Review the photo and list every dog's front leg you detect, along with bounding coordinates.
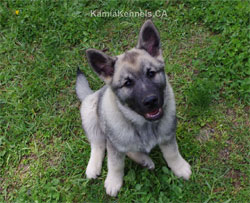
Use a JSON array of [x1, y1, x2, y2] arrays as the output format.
[[160, 136, 191, 180], [105, 140, 125, 197]]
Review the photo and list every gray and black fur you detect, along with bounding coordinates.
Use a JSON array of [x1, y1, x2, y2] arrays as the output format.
[[76, 20, 191, 197], [76, 68, 92, 101]]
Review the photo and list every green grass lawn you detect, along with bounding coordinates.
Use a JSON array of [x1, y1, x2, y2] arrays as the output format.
[[0, 0, 249, 202]]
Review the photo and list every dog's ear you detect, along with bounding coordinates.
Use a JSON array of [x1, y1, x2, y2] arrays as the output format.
[[137, 20, 161, 57], [86, 49, 116, 83]]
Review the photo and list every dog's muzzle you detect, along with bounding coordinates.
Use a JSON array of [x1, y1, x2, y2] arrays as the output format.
[[143, 95, 163, 121]]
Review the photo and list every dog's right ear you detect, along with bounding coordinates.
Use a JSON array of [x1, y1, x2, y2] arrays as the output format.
[[86, 49, 116, 83]]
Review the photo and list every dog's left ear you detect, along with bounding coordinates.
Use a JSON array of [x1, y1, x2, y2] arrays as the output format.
[[137, 20, 161, 57]]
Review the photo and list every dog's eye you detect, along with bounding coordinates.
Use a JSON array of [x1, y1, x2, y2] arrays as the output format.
[[123, 78, 133, 87], [147, 70, 156, 78]]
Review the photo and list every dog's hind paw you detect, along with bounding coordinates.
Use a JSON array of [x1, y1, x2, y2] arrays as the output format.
[[142, 158, 155, 170], [127, 152, 155, 170], [104, 174, 123, 197]]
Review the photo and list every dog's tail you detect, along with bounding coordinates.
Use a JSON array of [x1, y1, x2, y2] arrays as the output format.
[[76, 68, 93, 102]]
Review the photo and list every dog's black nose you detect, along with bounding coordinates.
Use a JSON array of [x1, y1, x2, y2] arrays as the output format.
[[143, 95, 158, 108]]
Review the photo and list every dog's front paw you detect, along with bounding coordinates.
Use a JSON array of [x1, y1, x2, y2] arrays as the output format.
[[86, 162, 101, 179], [168, 157, 191, 180], [104, 174, 123, 197]]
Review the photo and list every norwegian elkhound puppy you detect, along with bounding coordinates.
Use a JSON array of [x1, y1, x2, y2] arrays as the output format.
[[76, 20, 191, 196]]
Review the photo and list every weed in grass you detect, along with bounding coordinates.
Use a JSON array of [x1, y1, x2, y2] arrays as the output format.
[[185, 78, 217, 116]]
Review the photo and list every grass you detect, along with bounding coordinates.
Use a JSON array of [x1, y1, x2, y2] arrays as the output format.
[[0, 0, 249, 202]]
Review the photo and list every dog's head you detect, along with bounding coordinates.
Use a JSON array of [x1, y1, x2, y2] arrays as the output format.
[[86, 20, 166, 121]]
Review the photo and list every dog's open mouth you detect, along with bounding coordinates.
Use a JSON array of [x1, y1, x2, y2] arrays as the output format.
[[145, 108, 163, 121]]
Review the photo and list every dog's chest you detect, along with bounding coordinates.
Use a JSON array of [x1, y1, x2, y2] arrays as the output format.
[[104, 121, 160, 153], [133, 123, 159, 153]]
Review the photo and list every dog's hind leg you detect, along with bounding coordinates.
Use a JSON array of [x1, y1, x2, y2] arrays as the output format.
[[85, 123, 106, 179], [81, 92, 106, 179], [127, 152, 155, 170]]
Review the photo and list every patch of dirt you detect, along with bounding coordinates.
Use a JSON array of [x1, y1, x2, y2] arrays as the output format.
[[219, 147, 231, 161], [197, 128, 215, 143], [48, 152, 62, 168], [17, 154, 37, 181], [213, 187, 225, 193], [0, 178, 3, 192], [225, 169, 246, 189]]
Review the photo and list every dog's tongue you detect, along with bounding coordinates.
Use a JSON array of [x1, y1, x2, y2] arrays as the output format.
[[145, 108, 161, 119], [147, 109, 159, 116]]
